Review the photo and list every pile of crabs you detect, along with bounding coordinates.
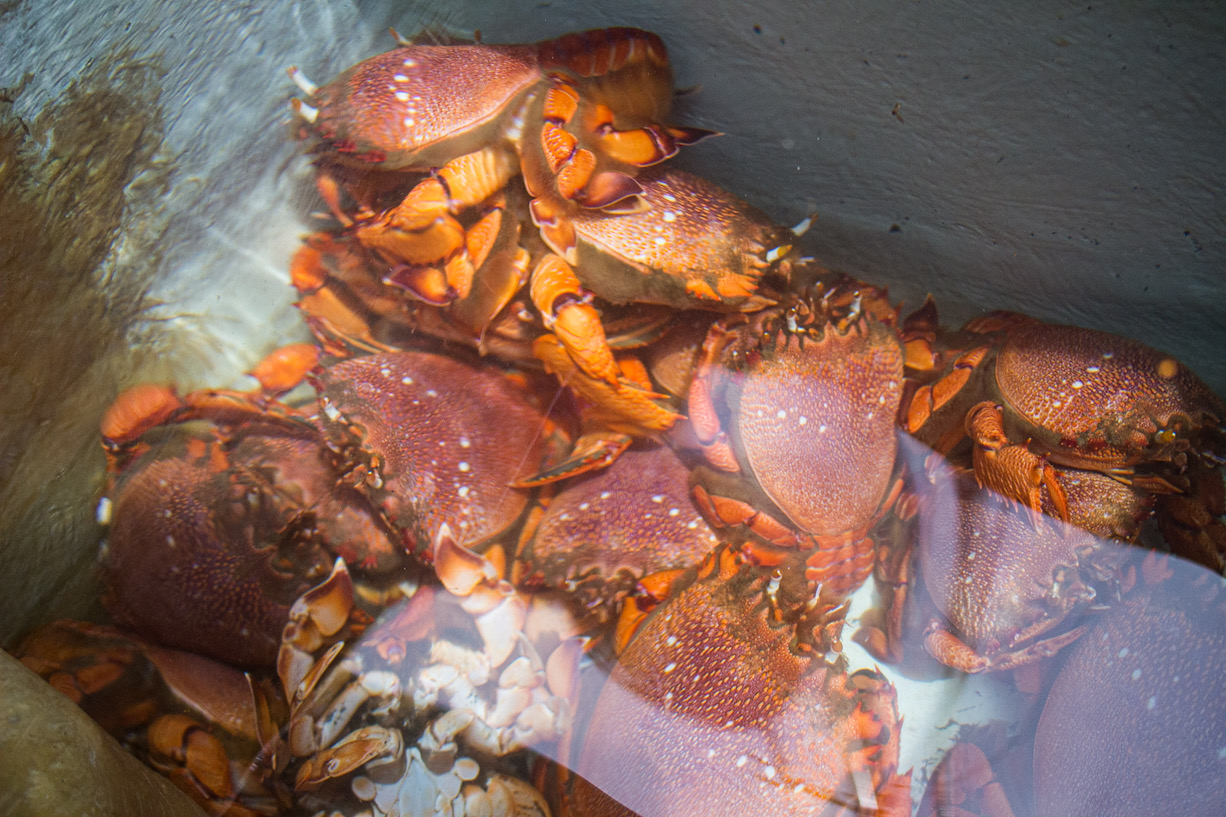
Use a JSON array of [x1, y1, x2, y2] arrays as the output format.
[[12, 26, 1226, 817]]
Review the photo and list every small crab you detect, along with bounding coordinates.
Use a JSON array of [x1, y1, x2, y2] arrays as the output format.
[[687, 283, 906, 598], [567, 547, 912, 816]]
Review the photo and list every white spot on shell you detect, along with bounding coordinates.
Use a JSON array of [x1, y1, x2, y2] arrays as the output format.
[[380, 367, 391, 377], [578, 502, 590, 511], [764, 766, 776, 780], [776, 409, 787, 419], [651, 494, 665, 503], [458, 462, 471, 472], [426, 389, 438, 398], [668, 508, 680, 516], [459, 436, 471, 448], [96, 497, 113, 525], [1146, 696, 1156, 710], [1086, 365, 1100, 373], [403, 117, 415, 128], [402, 375, 414, 384], [600, 491, 611, 500], [1131, 668, 1142, 681], [393, 73, 409, 82], [736, 755, 748, 768], [403, 58, 417, 67], [458, 486, 469, 498], [663, 662, 676, 673], [662, 210, 676, 222], [395, 91, 411, 102], [1072, 380, 1084, 389], [798, 415, 808, 425], [654, 236, 666, 245], [1118, 647, 1129, 658], [818, 423, 828, 433]]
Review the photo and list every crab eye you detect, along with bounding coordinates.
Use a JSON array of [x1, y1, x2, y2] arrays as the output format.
[[1154, 428, 1177, 445]]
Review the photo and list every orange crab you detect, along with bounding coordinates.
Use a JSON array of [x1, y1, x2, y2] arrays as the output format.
[[290, 27, 712, 304], [686, 282, 906, 599], [855, 443, 1132, 673], [915, 554, 1226, 817], [566, 547, 912, 816], [901, 303, 1226, 570]]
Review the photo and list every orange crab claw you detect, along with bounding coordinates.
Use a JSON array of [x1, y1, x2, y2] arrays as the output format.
[[101, 383, 185, 452], [247, 343, 320, 395], [966, 401, 1070, 522], [530, 253, 621, 388]]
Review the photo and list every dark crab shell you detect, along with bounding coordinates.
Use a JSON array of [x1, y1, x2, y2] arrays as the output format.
[[312, 350, 551, 557]]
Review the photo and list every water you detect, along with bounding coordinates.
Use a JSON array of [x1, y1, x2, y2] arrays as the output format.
[[1, 2, 1224, 815]]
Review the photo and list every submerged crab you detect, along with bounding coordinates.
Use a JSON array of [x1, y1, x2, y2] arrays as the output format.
[[567, 547, 912, 816], [856, 444, 1132, 673], [916, 554, 1226, 817], [687, 283, 906, 598], [98, 346, 556, 666], [513, 443, 719, 623]]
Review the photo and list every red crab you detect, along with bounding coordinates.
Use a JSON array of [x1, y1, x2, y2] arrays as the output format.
[[513, 443, 719, 623], [856, 441, 1132, 673], [686, 282, 906, 599], [901, 302, 1226, 570], [565, 547, 912, 817], [916, 553, 1226, 817]]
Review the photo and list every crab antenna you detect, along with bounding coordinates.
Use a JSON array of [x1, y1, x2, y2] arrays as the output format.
[[290, 98, 319, 124], [287, 66, 318, 96]]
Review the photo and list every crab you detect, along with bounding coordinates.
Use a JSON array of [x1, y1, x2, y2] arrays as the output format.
[[685, 282, 906, 599], [99, 397, 385, 666], [269, 532, 578, 816], [901, 302, 1226, 570], [856, 439, 1135, 674], [14, 620, 277, 816], [915, 553, 1226, 817], [564, 546, 912, 816], [512, 443, 720, 625], [289, 27, 712, 305], [98, 346, 558, 666]]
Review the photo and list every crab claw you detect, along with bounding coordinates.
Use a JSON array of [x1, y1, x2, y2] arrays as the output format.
[[434, 526, 527, 668]]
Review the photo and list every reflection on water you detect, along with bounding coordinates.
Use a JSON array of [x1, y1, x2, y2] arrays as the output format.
[[4, 14, 1226, 817]]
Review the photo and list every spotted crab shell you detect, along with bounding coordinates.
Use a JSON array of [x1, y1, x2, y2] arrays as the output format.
[[567, 167, 789, 311], [572, 551, 906, 816], [994, 322, 1224, 466], [733, 316, 904, 538], [520, 444, 718, 612], [313, 351, 549, 556], [309, 43, 541, 168]]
